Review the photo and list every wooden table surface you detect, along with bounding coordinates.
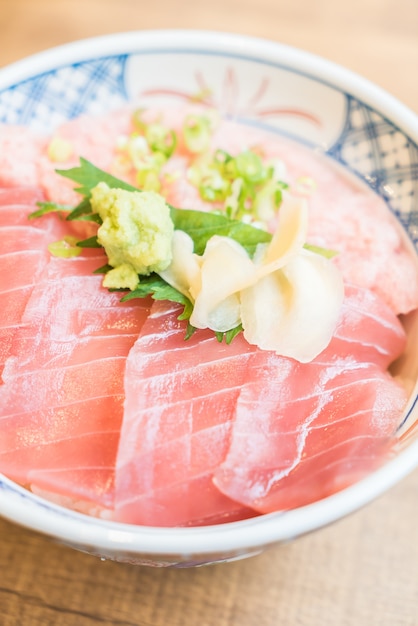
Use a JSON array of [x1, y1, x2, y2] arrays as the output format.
[[0, 1, 417, 625]]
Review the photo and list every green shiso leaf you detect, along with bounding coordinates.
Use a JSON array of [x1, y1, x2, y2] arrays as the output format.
[[65, 197, 95, 221], [76, 235, 101, 248], [28, 202, 73, 219], [122, 275, 188, 305], [93, 263, 113, 275], [303, 243, 338, 259], [55, 157, 137, 197], [31, 159, 337, 260], [121, 274, 195, 334], [215, 324, 243, 345], [50, 158, 273, 256], [169, 206, 271, 256], [31, 158, 336, 345]]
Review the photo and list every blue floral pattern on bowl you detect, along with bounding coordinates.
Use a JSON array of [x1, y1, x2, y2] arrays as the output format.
[[0, 36, 417, 567], [0, 50, 416, 244]]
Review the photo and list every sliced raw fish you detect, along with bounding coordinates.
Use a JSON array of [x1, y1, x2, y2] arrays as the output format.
[[0, 188, 105, 376], [211, 286, 407, 513], [114, 300, 260, 526], [0, 187, 45, 207], [0, 185, 85, 240], [2, 112, 417, 313], [213, 359, 407, 512], [113, 281, 406, 526], [38, 108, 135, 204], [0, 110, 415, 526], [0, 126, 47, 188], [0, 205, 46, 227], [0, 226, 53, 254], [0, 191, 56, 377], [0, 250, 49, 289], [0, 251, 151, 509], [327, 283, 406, 369]]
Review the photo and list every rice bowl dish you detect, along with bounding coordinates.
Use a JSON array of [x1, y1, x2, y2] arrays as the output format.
[[0, 30, 417, 566]]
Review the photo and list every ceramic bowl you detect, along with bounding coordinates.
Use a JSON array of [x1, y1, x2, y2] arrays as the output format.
[[0, 30, 417, 567]]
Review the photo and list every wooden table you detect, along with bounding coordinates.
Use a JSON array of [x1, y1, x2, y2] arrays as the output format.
[[0, 1, 417, 624]]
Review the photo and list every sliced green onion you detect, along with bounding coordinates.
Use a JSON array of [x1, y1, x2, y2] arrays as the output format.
[[183, 114, 213, 154], [131, 108, 147, 133], [224, 177, 243, 219], [136, 168, 161, 192], [234, 151, 269, 185], [29, 202, 73, 219], [135, 152, 168, 191], [303, 243, 338, 259], [295, 176, 317, 195], [145, 123, 177, 158], [213, 149, 233, 165], [126, 134, 149, 169], [48, 236, 82, 258], [199, 168, 229, 202], [253, 180, 279, 223]]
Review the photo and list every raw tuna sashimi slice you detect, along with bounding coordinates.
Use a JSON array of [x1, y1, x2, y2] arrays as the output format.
[[0, 251, 152, 509], [0, 182, 136, 400], [0, 250, 50, 375], [0, 205, 46, 227], [114, 283, 407, 526], [2, 256, 146, 374], [114, 300, 260, 526], [0, 187, 97, 379], [159, 155, 217, 213], [213, 358, 407, 513], [0, 226, 53, 254], [0, 398, 123, 505], [0, 189, 61, 377], [328, 283, 407, 369], [0, 126, 47, 188], [212, 285, 408, 513], [4, 105, 417, 314], [0, 186, 72, 236], [0, 187, 45, 207], [38, 108, 136, 204], [0, 111, 134, 205]]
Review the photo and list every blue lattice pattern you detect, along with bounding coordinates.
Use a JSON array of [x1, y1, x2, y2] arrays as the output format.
[[328, 97, 418, 243], [0, 55, 128, 131], [0, 54, 417, 244]]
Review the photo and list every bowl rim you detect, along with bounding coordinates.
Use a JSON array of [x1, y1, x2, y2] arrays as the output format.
[[1, 28, 417, 141], [1, 436, 418, 556], [0, 28, 417, 558]]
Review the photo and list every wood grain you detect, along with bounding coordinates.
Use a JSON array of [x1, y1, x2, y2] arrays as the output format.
[[1, 468, 418, 626], [0, 1, 417, 624], [0, 0, 417, 111]]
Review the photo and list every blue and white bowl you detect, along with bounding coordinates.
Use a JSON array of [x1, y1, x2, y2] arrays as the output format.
[[0, 30, 417, 567]]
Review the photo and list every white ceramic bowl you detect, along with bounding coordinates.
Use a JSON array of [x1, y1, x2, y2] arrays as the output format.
[[0, 30, 417, 567]]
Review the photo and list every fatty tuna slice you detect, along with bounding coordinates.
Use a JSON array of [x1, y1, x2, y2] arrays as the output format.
[[114, 300, 260, 526], [0, 252, 151, 509], [0, 188, 96, 379], [213, 358, 407, 512], [0, 189, 61, 378], [0, 250, 49, 374], [0, 187, 45, 207], [0, 183, 140, 409], [114, 283, 407, 526], [0, 127, 47, 188], [328, 283, 407, 369], [0, 225, 53, 254]]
